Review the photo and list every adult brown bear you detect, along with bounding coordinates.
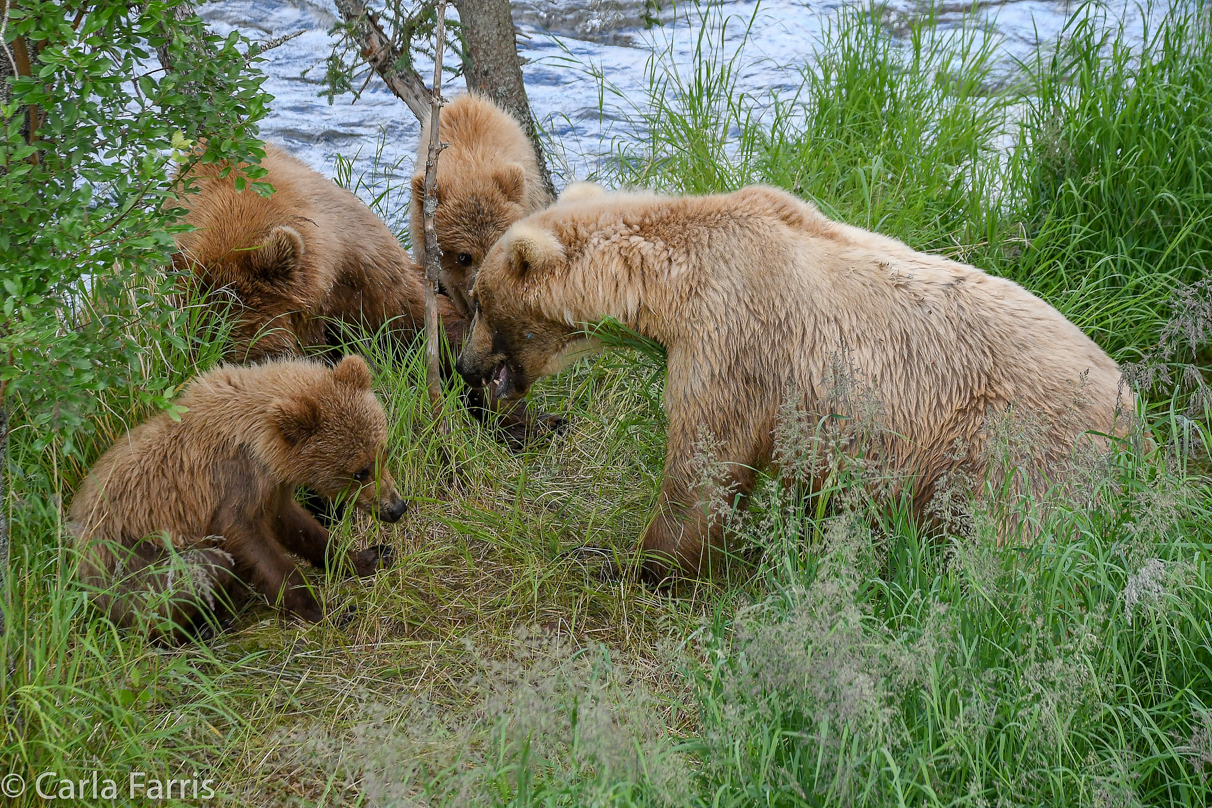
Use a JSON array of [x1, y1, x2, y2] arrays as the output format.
[[456, 186, 1136, 582]]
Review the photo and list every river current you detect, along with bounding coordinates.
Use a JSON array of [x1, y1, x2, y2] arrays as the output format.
[[199, 0, 1148, 201]]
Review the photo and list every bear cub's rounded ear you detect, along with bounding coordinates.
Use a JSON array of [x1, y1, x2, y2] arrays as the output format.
[[558, 182, 607, 204], [333, 354, 373, 390], [494, 164, 527, 205], [250, 225, 304, 283], [274, 397, 322, 446], [506, 224, 564, 275]]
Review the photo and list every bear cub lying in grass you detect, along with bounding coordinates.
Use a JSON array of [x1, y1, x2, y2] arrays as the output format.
[[457, 185, 1135, 583], [173, 144, 454, 364], [70, 355, 402, 640]]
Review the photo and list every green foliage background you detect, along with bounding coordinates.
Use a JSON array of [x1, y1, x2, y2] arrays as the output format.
[[1, 0, 273, 795]]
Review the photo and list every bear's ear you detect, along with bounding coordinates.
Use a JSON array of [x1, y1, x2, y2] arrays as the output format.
[[558, 182, 606, 204], [494, 164, 526, 205], [249, 225, 304, 283], [274, 397, 322, 446], [332, 354, 373, 391], [506, 224, 564, 276]]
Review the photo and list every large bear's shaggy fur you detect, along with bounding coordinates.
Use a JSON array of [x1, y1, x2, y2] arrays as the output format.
[[410, 93, 552, 319], [456, 186, 1135, 581], [70, 356, 404, 638]]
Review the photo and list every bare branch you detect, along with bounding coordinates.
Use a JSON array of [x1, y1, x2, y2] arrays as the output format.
[[422, 0, 447, 408], [250, 29, 306, 60], [333, 0, 430, 122]]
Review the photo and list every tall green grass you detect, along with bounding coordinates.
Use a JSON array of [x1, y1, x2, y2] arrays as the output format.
[[1013, 3, 1212, 358], [598, 1, 1212, 371], [686, 434, 1212, 806]]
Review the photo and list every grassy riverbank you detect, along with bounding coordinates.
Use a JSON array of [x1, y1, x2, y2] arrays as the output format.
[[3, 2, 1211, 805]]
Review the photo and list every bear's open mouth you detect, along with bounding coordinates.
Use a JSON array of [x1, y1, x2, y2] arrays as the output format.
[[484, 360, 514, 400]]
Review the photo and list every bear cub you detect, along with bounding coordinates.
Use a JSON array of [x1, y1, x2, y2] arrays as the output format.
[[172, 144, 450, 364], [410, 92, 552, 319], [70, 355, 403, 639]]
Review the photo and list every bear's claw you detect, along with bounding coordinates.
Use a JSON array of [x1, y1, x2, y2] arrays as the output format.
[[353, 544, 395, 576]]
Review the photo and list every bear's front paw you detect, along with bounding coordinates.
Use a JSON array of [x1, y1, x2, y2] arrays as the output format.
[[352, 544, 395, 577], [284, 587, 325, 623]]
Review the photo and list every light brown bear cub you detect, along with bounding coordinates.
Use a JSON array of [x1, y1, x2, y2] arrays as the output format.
[[70, 356, 404, 638], [173, 144, 454, 364], [410, 92, 552, 319], [457, 186, 1135, 582]]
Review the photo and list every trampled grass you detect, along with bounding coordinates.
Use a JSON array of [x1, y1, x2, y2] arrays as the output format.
[[3, 2, 1211, 806]]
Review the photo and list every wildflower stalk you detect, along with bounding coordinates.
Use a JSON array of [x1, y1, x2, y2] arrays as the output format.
[[0, 377, 7, 637]]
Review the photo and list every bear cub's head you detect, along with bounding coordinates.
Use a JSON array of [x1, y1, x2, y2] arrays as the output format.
[[273, 355, 407, 522], [414, 166, 528, 321], [456, 223, 589, 402]]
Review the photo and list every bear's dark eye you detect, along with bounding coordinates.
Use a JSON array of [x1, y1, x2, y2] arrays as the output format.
[[455, 252, 474, 267], [353, 465, 371, 483]]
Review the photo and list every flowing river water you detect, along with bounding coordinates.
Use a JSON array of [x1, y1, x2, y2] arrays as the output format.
[[199, 0, 1149, 200]]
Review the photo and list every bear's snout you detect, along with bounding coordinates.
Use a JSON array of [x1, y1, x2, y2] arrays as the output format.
[[458, 351, 520, 402], [377, 495, 408, 523], [455, 351, 487, 390]]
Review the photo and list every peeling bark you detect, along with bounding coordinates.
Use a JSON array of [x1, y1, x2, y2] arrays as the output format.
[[334, 0, 431, 121]]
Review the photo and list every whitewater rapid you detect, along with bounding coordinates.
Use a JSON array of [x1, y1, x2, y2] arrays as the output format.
[[199, 0, 1145, 204]]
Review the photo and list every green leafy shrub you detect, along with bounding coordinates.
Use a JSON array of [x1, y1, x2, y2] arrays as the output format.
[[1, 2, 271, 797]]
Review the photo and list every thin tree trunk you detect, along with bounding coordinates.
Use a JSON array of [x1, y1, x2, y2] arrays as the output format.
[[453, 0, 556, 199], [422, 2, 447, 408], [334, 0, 431, 121], [153, 1, 199, 73]]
